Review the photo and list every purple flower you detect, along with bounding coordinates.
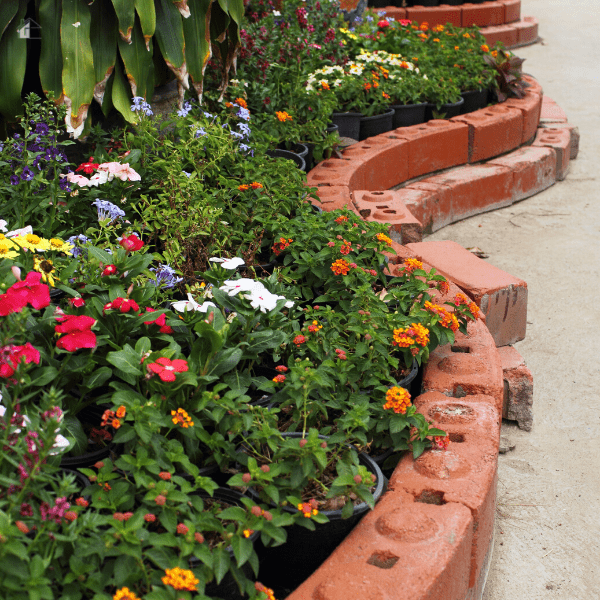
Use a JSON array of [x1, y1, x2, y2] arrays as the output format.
[[67, 234, 90, 257], [10, 175, 19, 185], [237, 107, 251, 121], [131, 96, 153, 116], [194, 127, 207, 138], [177, 100, 193, 117], [59, 177, 71, 192], [239, 143, 251, 152], [21, 167, 35, 181], [35, 123, 49, 136], [237, 123, 251, 138], [91, 199, 126, 222], [150, 263, 183, 289]]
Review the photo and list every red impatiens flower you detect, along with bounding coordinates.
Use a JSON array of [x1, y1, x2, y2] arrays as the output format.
[[55, 315, 97, 352], [101, 265, 118, 277], [119, 234, 144, 252], [143, 308, 174, 334], [68, 297, 85, 308], [0, 292, 27, 316], [76, 156, 99, 174], [4, 272, 50, 311], [104, 297, 140, 313], [0, 343, 41, 378], [147, 357, 189, 382]]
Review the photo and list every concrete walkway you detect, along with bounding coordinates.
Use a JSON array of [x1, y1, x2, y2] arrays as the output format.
[[426, 1, 600, 597]]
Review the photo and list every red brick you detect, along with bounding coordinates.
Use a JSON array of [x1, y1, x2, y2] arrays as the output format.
[[406, 5, 462, 27], [451, 104, 523, 163], [539, 95, 568, 124], [497, 346, 533, 431], [461, 2, 504, 27], [391, 392, 500, 588], [540, 123, 580, 159], [521, 74, 543, 96], [410, 163, 514, 224], [406, 240, 528, 347], [498, 0, 520, 22], [418, 319, 504, 411], [306, 157, 365, 191], [374, 6, 406, 20], [342, 136, 409, 190], [389, 120, 469, 179], [288, 492, 474, 600], [487, 146, 556, 202], [397, 186, 451, 234], [480, 24, 518, 48], [502, 90, 542, 143], [312, 185, 353, 212], [532, 126, 571, 181], [512, 16, 538, 45], [353, 189, 423, 244]]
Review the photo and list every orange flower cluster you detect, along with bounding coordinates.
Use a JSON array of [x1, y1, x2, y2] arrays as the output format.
[[255, 581, 277, 600], [340, 239, 352, 255], [235, 97, 248, 108], [161, 567, 199, 591], [481, 44, 490, 52], [383, 386, 412, 414], [238, 182, 263, 191], [424, 301, 460, 332], [276, 111, 293, 122], [331, 258, 352, 276], [376, 232, 392, 246], [171, 408, 194, 429], [297, 499, 319, 517], [321, 82, 330, 90], [101, 406, 126, 430], [308, 320, 323, 333], [272, 237, 293, 256], [454, 293, 480, 318], [392, 323, 430, 348], [401, 258, 423, 274], [334, 215, 348, 223], [113, 588, 141, 600], [433, 435, 450, 450]]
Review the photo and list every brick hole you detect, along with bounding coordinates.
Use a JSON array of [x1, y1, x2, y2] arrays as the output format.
[[371, 191, 385, 195], [418, 126, 428, 130], [376, 205, 388, 209], [450, 346, 471, 353], [387, 135, 400, 139], [383, 209, 397, 214], [484, 112, 495, 117], [367, 551, 400, 569], [320, 161, 338, 168], [453, 385, 467, 398], [449, 433, 465, 443], [362, 146, 372, 150], [543, 136, 558, 142], [415, 490, 446, 505]]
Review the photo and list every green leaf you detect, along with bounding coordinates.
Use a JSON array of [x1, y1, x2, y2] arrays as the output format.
[[0, 0, 18, 38], [111, 0, 135, 43], [155, 0, 187, 85], [38, 0, 63, 102], [0, 0, 27, 119], [182, 0, 212, 97], [111, 56, 138, 124], [230, 535, 252, 567], [3, 540, 28, 561], [107, 345, 142, 376], [31, 367, 58, 387], [134, 337, 151, 357], [208, 347, 242, 377], [134, 0, 156, 49], [89, 0, 117, 103], [144, 546, 173, 570], [118, 16, 154, 100], [341, 500, 353, 520], [212, 546, 231, 584], [62, 415, 88, 456], [84, 366, 113, 389], [61, 0, 95, 134]]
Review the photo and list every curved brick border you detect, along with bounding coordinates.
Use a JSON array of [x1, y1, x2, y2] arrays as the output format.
[[373, 2, 539, 49], [286, 84, 578, 599]]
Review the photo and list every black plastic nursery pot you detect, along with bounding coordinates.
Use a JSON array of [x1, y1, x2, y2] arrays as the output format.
[[425, 96, 465, 121], [330, 112, 363, 140], [265, 148, 306, 172], [246, 433, 384, 590], [390, 102, 428, 129], [359, 108, 395, 141], [460, 89, 490, 114]]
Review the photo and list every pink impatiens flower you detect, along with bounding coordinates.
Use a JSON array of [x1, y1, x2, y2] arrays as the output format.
[[55, 315, 97, 352]]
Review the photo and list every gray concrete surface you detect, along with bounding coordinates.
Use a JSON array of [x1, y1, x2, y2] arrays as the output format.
[[425, 2, 600, 597]]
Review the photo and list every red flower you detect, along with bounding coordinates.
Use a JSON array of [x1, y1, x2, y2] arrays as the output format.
[[147, 357, 189, 382], [5, 272, 50, 311], [176, 523, 189, 534], [378, 19, 390, 28], [76, 157, 99, 174], [104, 297, 139, 313], [0, 292, 27, 316], [293, 335, 306, 346], [101, 265, 117, 277], [275, 365, 288, 373], [158, 471, 172, 480], [119, 234, 144, 252], [272, 374, 286, 383], [0, 343, 41, 378], [68, 297, 85, 308], [144, 513, 156, 522], [55, 315, 96, 352], [144, 308, 174, 334]]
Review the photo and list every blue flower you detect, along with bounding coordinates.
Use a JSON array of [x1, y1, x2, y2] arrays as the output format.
[[67, 234, 90, 258], [182, 170, 191, 178], [59, 177, 71, 192], [21, 167, 35, 181], [203, 111, 214, 119], [239, 143, 251, 152], [366, 15, 373, 22], [194, 127, 207, 138], [237, 123, 251, 138], [35, 123, 50, 136], [177, 100, 193, 117], [10, 175, 19, 185], [237, 107, 251, 121], [91, 199, 126, 222], [131, 96, 153, 116], [150, 264, 183, 289], [230, 131, 244, 140]]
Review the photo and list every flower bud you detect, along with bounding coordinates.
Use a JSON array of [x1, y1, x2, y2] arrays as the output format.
[[242, 473, 252, 483], [320, 442, 327, 449], [260, 465, 270, 473], [251, 506, 262, 517], [299, 439, 308, 448], [353, 474, 362, 485]]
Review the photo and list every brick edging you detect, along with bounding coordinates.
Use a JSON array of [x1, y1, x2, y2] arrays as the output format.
[[372, 3, 539, 49], [287, 88, 577, 599]]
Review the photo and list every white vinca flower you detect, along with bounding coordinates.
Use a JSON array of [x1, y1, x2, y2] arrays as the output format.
[[209, 256, 245, 270], [220, 278, 265, 296], [0, 219, 7, 232], [171, 294, 217, 313]]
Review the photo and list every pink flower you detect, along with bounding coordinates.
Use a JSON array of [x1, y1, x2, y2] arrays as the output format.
[[147, 357, 189, 382], [119, 234, 144, 252], [143, 308, 173, 334], [101, 265, 118, 277], [0, 343, 40, 378], [55, 315, 97, 352], [66, 172, 91, 187], [68, 297, 85, 308], [5, 272, 50, 311], [104, 297, 139, 313]]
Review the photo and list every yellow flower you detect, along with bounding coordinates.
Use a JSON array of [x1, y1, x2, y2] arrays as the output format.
[[0, 241, 19, 260], [12, 233, 51, 252], [113, 588, 141, 600], [49, 238, 75, 254], [33, 257, 56, 286], [275, 111, 293, 122], [376, 232, 392, 246], [162, 567, 199, 591]]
